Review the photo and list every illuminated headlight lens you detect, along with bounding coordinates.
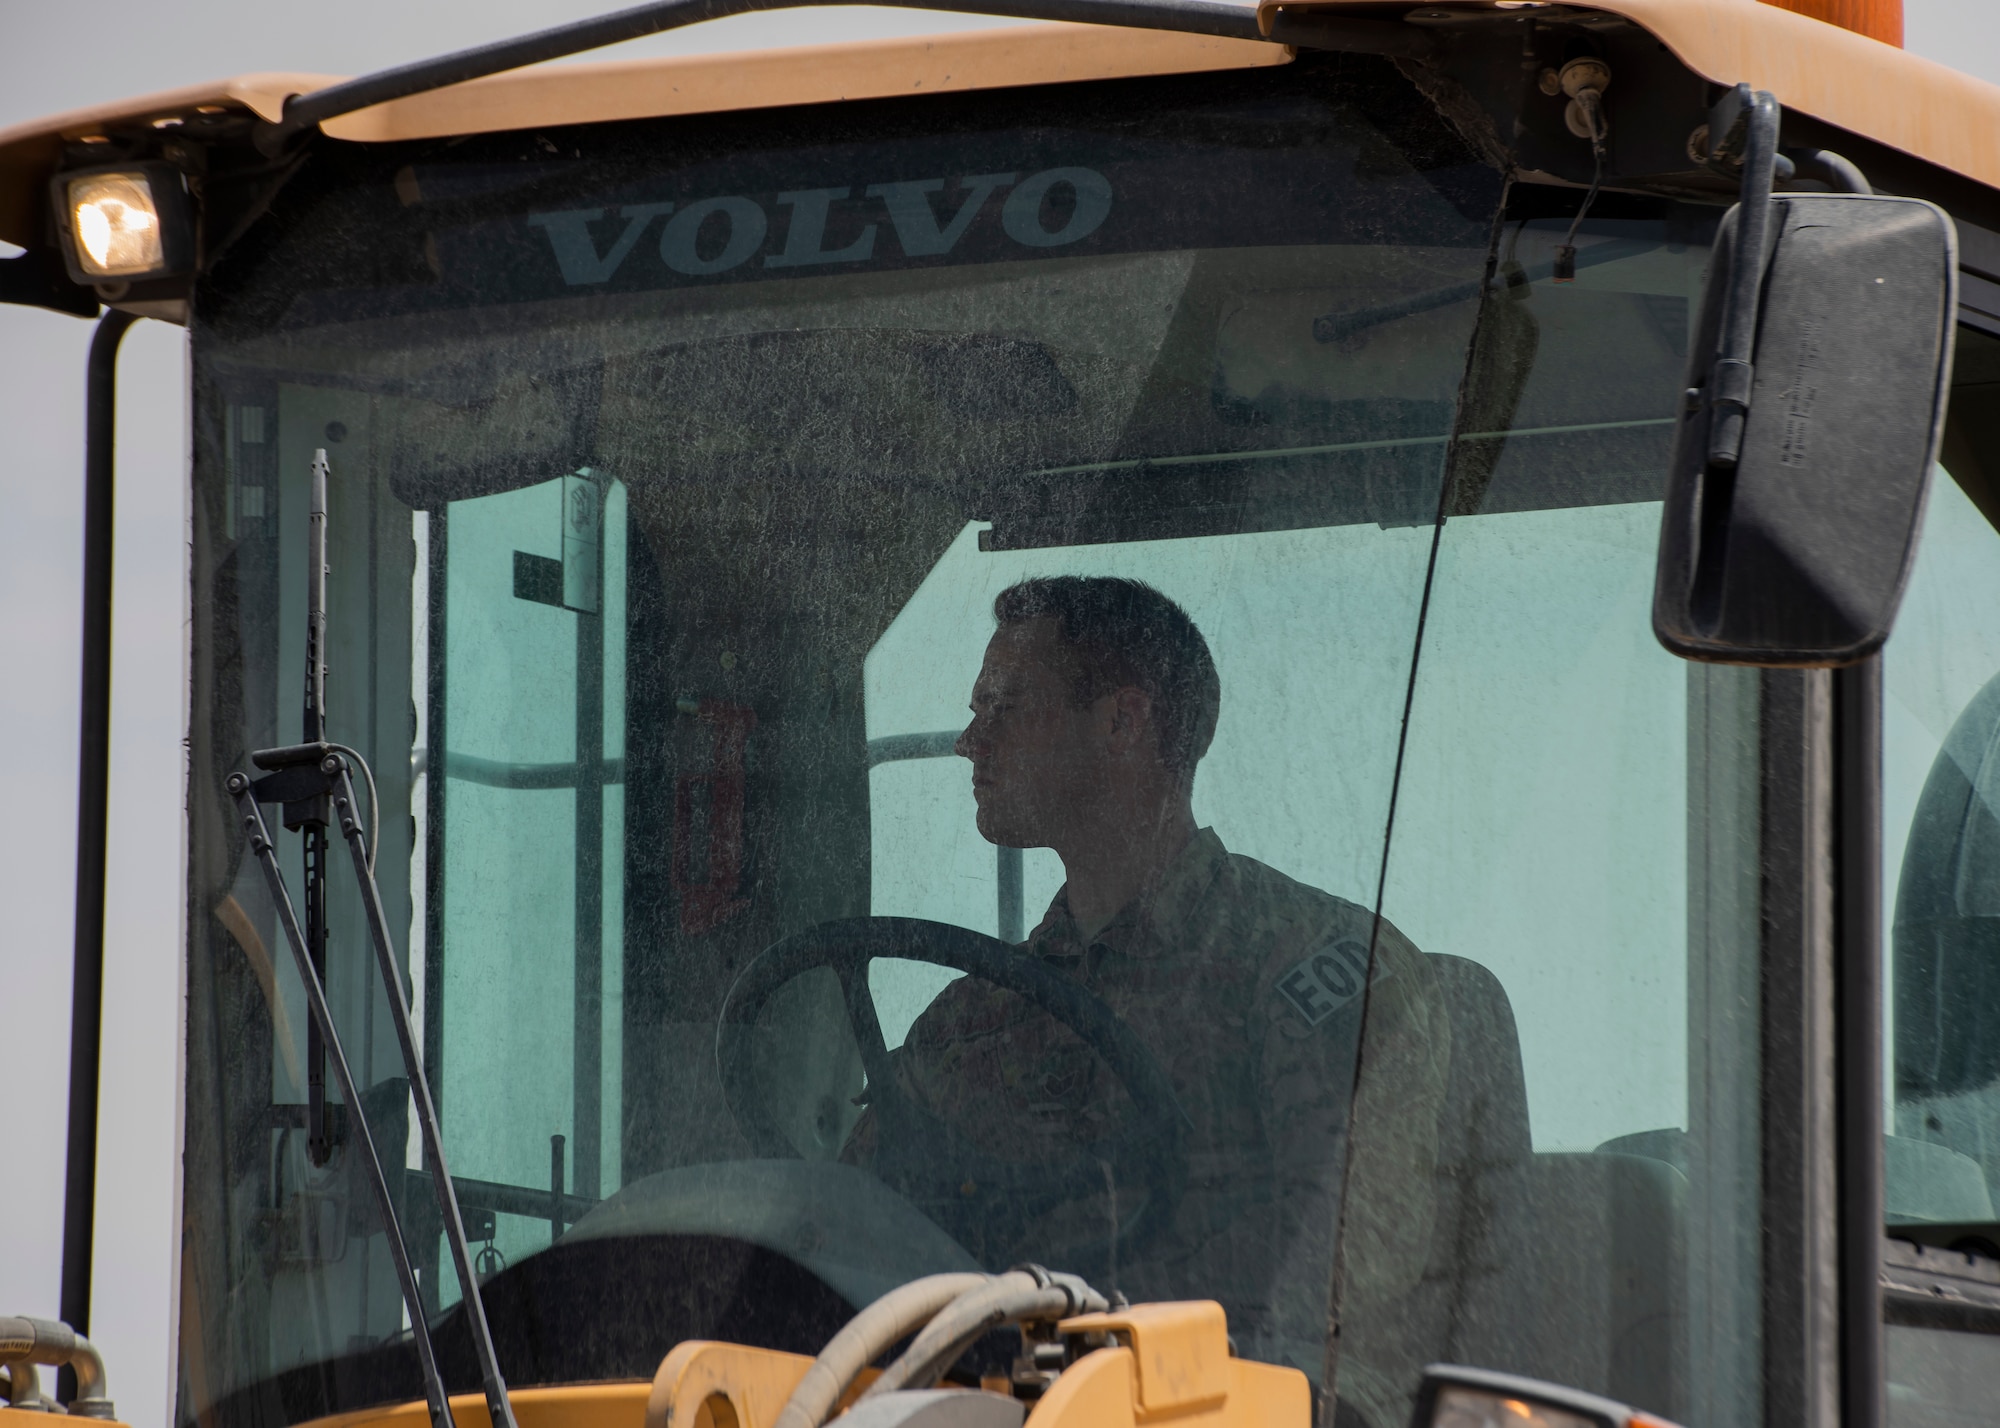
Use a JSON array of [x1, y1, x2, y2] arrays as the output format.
[[69, 172, 164, 277], [1434, 1387, 1600, 1428], [52, 162, 191, 287]]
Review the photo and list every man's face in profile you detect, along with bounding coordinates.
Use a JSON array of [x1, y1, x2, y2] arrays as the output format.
[[956, 617, 1108, 849]]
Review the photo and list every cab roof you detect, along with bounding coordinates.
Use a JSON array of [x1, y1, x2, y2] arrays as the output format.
[[0, 23, 1285, 249], [3, 0, 2000, 253]]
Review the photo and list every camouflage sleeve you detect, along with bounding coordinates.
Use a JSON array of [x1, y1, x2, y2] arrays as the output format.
[[1255, 915, 1449, 1396]]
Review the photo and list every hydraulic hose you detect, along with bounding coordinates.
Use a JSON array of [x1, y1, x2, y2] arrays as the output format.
[[769, 1274, 988, 1428], [0, 1317, 114, 1418], [859, 1269, 1108, 1401], [1, 1360, 51, 1412]]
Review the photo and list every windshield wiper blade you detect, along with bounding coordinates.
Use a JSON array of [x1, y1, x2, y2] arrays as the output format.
[[230, 774, 461, 1428], [1311, 236, 1663, 346]]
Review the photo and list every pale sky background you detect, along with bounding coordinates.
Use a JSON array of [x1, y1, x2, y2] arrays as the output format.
[[1, 4, 1998, 1426]]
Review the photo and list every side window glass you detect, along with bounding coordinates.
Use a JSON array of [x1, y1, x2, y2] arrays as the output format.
[[1884, 373, 2000, 1236], [425, 473, 629, 1295], [1880, 323, 2000, 1421], [1337, 204, 1763, 1428]]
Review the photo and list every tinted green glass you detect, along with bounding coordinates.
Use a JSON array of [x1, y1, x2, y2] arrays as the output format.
[[185, 58, 1499, 1424], [178, 52, 1755, 1428], [1883, 327, 2000, 1249], [1887, 1324, 2000, 1426]]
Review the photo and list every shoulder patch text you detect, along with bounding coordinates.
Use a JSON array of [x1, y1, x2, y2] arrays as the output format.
[[1274, 938, 1373, 1028]]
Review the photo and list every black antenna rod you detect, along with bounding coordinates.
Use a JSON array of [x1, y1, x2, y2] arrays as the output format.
[[303, 449, 333, 1165]]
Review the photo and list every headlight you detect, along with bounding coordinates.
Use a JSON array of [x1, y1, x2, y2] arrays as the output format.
[[70, 172, 163, 276], [52, 162, 193, 287]]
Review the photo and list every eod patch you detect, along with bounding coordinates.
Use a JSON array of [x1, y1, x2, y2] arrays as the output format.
[[1274, 938, 1375, 1028]]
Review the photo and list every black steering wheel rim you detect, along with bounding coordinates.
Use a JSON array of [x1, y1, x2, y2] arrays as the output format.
[[716, 916, 1188, 1270]]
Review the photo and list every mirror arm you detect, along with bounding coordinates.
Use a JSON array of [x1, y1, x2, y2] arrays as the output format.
[[1707, 89, 1784, 471], [1787, 147, 1873, 196]]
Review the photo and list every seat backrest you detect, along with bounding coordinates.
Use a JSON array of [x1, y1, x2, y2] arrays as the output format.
[[1411, 954, 1539, 1376], [1426, 953, 1535, 1172], [1333, 955, 1536, 1428], [1336, 954, 1685, 1427]]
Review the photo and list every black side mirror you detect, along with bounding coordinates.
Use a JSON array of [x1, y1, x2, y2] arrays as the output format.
[[1653, 91, 1957, 666]]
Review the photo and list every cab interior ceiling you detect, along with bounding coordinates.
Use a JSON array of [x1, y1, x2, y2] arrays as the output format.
[[190, 257, 2000, 580], [11, 2, 2000, 316]]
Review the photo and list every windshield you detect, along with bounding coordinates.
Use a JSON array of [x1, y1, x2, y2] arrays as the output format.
[[181, 53, 1744, 1428]]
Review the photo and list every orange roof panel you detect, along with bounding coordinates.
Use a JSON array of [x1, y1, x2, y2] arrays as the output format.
[[319, 23, 1292, 144], [1260, 0, 2000, 193]]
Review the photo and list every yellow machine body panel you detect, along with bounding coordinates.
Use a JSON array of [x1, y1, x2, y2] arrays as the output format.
[[1048, 1304, 1307, 1428], [0, 1415, 133, 1428], [286, 1304, 1306, 1428], [303, 1383, 652, 1428]]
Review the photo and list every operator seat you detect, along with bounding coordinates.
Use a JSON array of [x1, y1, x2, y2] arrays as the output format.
[[1337, 955, 1686, 1428]]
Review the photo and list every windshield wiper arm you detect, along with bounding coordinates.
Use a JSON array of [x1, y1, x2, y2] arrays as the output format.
[[230, 772, 461, 1428], [1311, 236, 1662, 346]]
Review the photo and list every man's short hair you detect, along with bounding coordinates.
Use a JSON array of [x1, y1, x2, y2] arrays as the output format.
[[993, 576, 1220, 779]]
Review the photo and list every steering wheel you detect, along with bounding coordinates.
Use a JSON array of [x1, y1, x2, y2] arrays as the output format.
[[716, 917, 1189, 1277]]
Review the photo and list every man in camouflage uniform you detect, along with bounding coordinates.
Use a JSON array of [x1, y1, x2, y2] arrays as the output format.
[[850, 576, 1448, 1419]]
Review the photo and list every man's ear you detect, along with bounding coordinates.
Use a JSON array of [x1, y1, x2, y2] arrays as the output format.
[[1105, 686, 1156, 758]]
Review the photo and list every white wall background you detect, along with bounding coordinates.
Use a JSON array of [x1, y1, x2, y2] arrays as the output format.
[[1, 4, 1996, 1425]]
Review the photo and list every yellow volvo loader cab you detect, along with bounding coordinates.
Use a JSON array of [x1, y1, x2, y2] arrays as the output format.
[[5, 4, 2000, 1428]]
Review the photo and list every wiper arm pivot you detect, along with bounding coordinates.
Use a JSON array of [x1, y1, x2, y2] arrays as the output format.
[[1312, 237, 1659, 347]]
